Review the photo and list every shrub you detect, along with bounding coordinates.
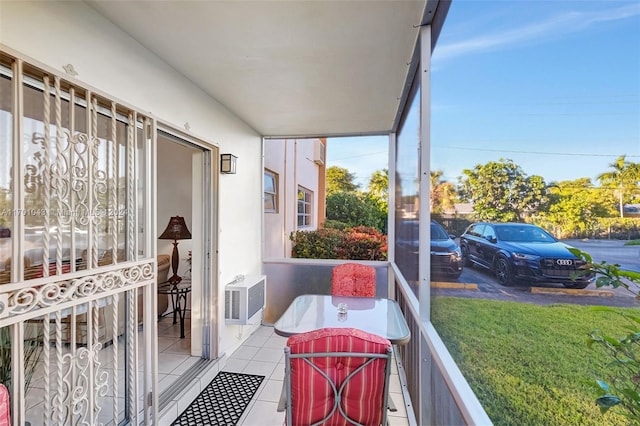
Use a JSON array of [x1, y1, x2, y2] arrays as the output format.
[[325, 191, 386, 233], [571, 248, 640, 422], [337, 226, 387, 261], [290, 226, 387, 260], [290, 228, 344, 259], [322, 219, 350, 230]]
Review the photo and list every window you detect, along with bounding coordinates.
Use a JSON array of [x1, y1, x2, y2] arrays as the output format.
[[467, 223, 485, 238], [394, 76, 420, 292], [0, 63, 147, 282], [482, 225, 496, 242], [297, 186, 312, 227], [264, 170, 278, 213]]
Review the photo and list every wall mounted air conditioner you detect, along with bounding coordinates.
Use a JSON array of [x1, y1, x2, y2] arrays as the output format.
[[224, 275, 266, 325], [313, 140, 325, 165]]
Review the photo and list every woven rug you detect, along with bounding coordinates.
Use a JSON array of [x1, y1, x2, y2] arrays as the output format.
[[172, 371, 265, 425]]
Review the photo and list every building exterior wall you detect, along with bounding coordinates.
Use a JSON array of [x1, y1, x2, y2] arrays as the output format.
[[0, 1, 263, 356], [264, 138, 326, 258]]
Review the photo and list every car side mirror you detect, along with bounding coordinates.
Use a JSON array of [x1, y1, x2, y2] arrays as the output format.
[[449, 234, 456, 240], [485, 235, 497, 243]]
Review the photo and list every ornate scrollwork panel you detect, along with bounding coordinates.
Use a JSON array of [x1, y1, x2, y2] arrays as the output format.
[[3, 262, 153, 317]]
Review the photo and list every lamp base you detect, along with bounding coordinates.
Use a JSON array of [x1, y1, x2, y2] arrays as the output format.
[[169, 240, 182, 285], [168, 274, 182, 285]]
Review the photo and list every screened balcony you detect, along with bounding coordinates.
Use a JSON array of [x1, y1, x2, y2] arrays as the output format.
[[1, 1, 492, 425]]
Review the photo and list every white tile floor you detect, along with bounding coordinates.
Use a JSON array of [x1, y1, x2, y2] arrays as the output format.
[[25, 315, 412, 425], [228, 326, 412, 426], [158, 317, 412, 425]]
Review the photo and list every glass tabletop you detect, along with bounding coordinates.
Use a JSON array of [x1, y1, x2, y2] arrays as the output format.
[[274, 294, 411, 345], [157, 280, 191, 293]]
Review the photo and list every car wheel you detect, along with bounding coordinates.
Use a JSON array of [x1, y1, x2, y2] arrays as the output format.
[[494, 257, 514, 286], [461, 246, 471, 267]]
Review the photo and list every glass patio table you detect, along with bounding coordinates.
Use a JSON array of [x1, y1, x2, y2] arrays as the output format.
[[274, 294, 411, 345]]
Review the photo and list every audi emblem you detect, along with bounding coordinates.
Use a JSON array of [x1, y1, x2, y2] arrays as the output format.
[[556, 259, 573, 266]]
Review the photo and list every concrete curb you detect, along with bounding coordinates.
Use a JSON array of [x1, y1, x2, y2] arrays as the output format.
[[431, 282, 478, 290], [530, 287, 614, 297]]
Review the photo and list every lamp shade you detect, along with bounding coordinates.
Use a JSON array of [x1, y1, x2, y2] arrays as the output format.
[[159, 216, 192, 240]]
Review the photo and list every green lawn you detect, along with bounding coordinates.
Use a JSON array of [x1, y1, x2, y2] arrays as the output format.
[[624, 239, 640, 246], [431, 297, 637, 426]]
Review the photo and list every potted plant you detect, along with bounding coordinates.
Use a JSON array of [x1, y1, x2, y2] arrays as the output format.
[[0, 322, 44, 406]]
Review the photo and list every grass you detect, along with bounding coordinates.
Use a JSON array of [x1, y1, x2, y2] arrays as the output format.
[[431, 297, 637, 426], [624, 239, 640, 246]]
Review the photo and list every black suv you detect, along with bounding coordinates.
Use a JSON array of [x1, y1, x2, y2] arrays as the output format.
[[460, 222, 594, 288], [430, 221, 463, 279], [396, 220, 463, 279]]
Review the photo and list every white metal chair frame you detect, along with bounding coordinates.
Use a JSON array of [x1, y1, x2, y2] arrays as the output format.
[[283, 347, 393, 426]]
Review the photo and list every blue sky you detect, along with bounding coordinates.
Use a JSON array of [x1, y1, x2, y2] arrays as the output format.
[[328, 0, 640, 189]]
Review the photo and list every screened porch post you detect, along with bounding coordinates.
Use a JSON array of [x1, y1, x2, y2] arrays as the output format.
[[419, 23, 433, 424]]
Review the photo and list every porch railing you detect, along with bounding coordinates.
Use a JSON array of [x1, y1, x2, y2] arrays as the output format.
[[263, 259, 492, 425]]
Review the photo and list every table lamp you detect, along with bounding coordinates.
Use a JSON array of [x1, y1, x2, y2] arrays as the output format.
[[159, 216, 192, 284]]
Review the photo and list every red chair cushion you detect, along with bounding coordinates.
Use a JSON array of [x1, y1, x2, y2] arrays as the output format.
[[27, 262, 72, 279], [0, 384, 10, 426], [331, 263, 376, 297], [287, 328, 391, 426]]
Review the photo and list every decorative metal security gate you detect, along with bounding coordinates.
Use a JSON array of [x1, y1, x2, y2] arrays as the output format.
[[0, 50, 157, 425]]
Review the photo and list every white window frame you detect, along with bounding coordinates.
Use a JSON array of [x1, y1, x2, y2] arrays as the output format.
[[297, 186, 313, 228], [264, 170, 278, 213]]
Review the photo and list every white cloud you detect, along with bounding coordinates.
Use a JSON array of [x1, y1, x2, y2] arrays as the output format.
[[434, 3, 640, 63]]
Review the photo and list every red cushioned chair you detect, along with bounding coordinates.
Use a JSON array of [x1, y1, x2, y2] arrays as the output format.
[[283, 328, 392, 426], [331, 263, 376, 298], [0, 384, 9, 426]]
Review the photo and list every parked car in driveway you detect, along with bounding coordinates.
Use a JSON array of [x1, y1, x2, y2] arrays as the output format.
[[396, 220, 463, 280], [430, 221, 463, 279], [460, 222, 594, 288]]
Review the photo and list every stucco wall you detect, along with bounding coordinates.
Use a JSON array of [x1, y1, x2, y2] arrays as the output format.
[[264, 138, 323, 258], [0, 1, 263, 356], [264, 139, 287, 258], [157, 137, 195, 278]]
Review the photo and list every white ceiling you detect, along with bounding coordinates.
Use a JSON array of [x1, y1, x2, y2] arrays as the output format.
[[87, 1, 437, 137]]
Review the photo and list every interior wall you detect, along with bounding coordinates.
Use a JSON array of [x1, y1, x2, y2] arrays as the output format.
[[157, 137, 194, 278], [0, 1, 263, 356]]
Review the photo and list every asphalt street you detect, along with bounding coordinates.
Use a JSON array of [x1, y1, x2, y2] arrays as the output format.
[[562, 239, 640, 273]]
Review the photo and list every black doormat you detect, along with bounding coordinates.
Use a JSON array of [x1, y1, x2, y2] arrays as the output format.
[[172, 371, 265, 426]]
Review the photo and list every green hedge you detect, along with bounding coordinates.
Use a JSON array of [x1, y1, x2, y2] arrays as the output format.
[[290, 226, 387, 260]]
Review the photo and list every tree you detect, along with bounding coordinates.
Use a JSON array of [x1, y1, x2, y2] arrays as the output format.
[[458, 158, 547, 222], [0, 188, 10, 227], [366, 169, 389, 230], [367, 169, 388, 201], [535, 178, 616, 238], [597, 155, 640, 218], [325, 191, 385, 232], [430, 170, 456, 214], [326, 166, 359, 195]]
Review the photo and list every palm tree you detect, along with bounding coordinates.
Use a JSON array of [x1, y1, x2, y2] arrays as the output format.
[[430, 170, 456, 214], [597, 155, 640, 218], [367, 169, 388, 201]]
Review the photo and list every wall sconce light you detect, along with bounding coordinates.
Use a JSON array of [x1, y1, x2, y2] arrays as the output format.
[[220, 153, 237, 174]]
